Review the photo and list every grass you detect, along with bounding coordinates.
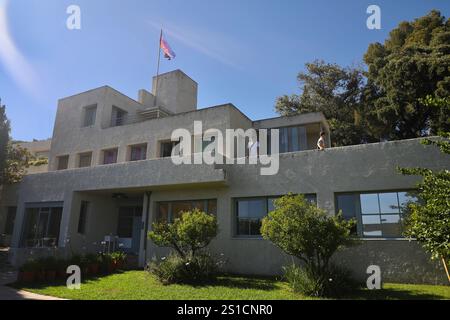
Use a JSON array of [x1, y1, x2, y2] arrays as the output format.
[[12, 271, 450, 300]]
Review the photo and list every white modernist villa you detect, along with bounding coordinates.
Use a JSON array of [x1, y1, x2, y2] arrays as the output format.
[[0, 69, 448, 284]]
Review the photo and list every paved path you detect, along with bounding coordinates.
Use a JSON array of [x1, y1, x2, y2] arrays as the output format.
[[0, 248, 65, 300]]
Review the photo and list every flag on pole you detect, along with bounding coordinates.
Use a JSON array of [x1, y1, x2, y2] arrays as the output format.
[[160, 34, 176, 60]]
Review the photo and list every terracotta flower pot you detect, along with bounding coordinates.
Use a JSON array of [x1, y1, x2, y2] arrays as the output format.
[[89, 263, 99, 275], [20, 271, 35, 283], [36, 271, 46, 282], [107, 262, 115, 274], [57, 270, 67, 281]]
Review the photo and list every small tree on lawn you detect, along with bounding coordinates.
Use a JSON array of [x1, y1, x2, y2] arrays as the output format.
[[148, 208, 218, 258], [398, 130, 450, 283], [261, 194, 356, 281], [147, 209, 219, 284]]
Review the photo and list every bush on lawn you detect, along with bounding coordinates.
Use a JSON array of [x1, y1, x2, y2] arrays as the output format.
[[283, 264, 359, 298], [147, 252, 222, 285], [147, 209, 221, 284], [261, 194, 358, 297]]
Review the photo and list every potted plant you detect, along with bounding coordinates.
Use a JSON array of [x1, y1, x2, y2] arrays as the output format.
[[35, 258, 46, 282], [43, 257, 57, 282], [55, 258, 68, 281], [19, 259, 39, 283], [85, 253, 99, 276]]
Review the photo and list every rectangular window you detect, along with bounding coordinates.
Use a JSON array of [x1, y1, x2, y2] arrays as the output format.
[[156, 199, 217, 223], [271, 126, 308, 154], [235, 194, 317, 237], [111, 106, 127, 127], [5, 206, 17, 235], [83, 105, 97, 127], [129, 144, 147, 161], [56, 155, 69, 170], [77, 201, 89, 234], [336, 191, 418, 238], [103, 148, 118, 165], [21, 204, 63, 248], [160, 141, 179, 158], [78, 152, 92, 168]]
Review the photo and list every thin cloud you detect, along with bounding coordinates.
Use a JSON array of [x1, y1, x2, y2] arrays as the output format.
[[147, 19, 242, 68], [0, 0, 40, 98]]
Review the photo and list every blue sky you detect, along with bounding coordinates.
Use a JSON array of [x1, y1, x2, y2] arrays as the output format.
[[1, 0, 449, 141]]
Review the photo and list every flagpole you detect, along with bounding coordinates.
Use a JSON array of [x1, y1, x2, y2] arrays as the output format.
[[154, 29, 162, 107]]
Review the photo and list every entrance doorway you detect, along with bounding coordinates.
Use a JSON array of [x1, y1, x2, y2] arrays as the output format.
[[117, 206, 142, 255]]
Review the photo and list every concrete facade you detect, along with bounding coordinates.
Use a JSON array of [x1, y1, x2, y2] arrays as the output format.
[[0, 70, 448, 285]]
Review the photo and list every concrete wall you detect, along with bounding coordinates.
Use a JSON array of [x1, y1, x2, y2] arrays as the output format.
[[144, 138, 448, 285]]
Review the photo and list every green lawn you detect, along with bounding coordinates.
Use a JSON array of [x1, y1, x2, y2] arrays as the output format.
[[12, 271, 450, 300]]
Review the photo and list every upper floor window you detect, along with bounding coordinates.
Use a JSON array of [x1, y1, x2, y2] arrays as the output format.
[[56, 155, 69, 170], [83, 105, 97, 127], [335, 191, 418, 238], [235, 194, 317, 237], [78, 152, 92, 168], [129, 144, 147, 161], [278, 126, 308, 153], [160, 141, 179, 158], [103, 148, 118, 165], [111, 106, 127, 127]]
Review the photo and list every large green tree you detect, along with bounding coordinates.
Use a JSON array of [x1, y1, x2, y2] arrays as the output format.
[[0, 100, 31, 185], [275, 61, 374, 147], [364, 10, 450, 140], [276, 11, 449, 145], [0, 99, 10, 185]]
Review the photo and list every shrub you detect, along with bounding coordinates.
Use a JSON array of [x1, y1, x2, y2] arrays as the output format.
[[147, 209, 220, 284], [261, 194, 357, 297], [147, 252, 221, 285], [283, 264, 359, 298]]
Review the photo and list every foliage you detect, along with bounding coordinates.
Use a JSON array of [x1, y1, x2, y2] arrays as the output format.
[[283, 263, 359, 298], [148, 209, 220, 284], [0, 100, 10, 185], [364, 10, 450, 140], [275, 61, 373, 146], [147, 252, 224, 285], [260, 194, 356, 291], [276, 11, 449, 145], [398, 131, 450, 272], [148, 209, 218, 258]]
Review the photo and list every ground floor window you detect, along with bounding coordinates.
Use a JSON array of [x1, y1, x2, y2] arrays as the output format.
[[335, 191, 418, 238], [235, 194, 317, 237], [21, 203, 63, 247], [77, 201, 89, 234], [156, 199, 217, 223]]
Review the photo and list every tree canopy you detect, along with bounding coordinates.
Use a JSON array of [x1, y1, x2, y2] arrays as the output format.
[[276, 10, 450, 146]]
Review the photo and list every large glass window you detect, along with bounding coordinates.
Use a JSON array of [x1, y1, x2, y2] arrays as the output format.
[[274, 126, 308, 154], [156, 199, 217, 223], [21, 204, 63, 247], [336, 191, 417, 238], [236, 194, 317, 237]]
